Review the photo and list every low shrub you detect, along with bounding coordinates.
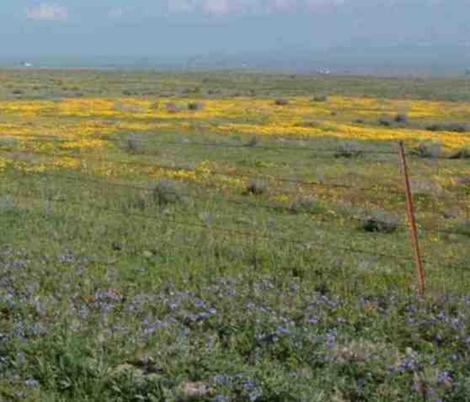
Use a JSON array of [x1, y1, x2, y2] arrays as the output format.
[[361, 211, 399, 234], [334, 142, 363, 158], [410, 179, 443, 196], [426, 123, 469, 133], [187, 102, 204, 111], [455, 176, 470, 186], [114, 102, 145, 114], [274, 98, 289, 106], [106, 364, 165, 400], [411, 142, 442, 159], [125, 134, 143, 154], [449, 148, 470, 159], [394, 113, 409, 124], [297, 120, 321, 128], [0, 195, 16, 212], [312, 95, 328, 102], [245, 136, 259, 147], [151, 180, 185, 206], [0, 136, 19, 150], [245, 180, 267, 195], [288, 196, 318, 214], [454, 221, 470, 237], [378, 117, 392, 127], [165, 103, 180, 113], [377, 114, 408, 127]]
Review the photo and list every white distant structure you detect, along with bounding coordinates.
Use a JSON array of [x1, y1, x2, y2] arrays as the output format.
[[311, 68, 331, 75], [21, 62, 34, 68]]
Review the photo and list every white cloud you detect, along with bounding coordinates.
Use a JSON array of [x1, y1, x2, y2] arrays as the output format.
[[165, 0, 349, 15], [26, 3, 68, 21], [167, 0, 196, 13], [203, 0, 234, 15], [167, 0, 235, 15], [269, 0, 299, 12], [108, 7, 125, 19], [108, 6, 134, 19], [306, 0, 345, 11]]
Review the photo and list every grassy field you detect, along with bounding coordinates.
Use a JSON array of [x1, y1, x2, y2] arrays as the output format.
[[0, 70, 469, 401]]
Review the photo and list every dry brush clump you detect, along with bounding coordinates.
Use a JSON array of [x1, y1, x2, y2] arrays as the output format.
[[274, 98, 289, 106], [378, 113, 409, 127], [133, 180, 186, 210], [334, 142, 363, 158], [0, 195, 17, 212], [425, 122, 469, 133], [394, 113, 409, 124], [244, 136, 259, 147], [411, 142, 442, 159], [449, 148, 470, 159], [378, 117, 392, 127], [165, 102, 181, 113], [410, 179, 443, 197], [454, 220, 470, 237], [296, 119, 322, 128], [124, 134, 144, 154], [455, 176, 470, 186], [151, 180, 186, 206], [114, 102, 145, 114], [360, 210, 399, 234], [311, 95, 328, 102], [288, 195, 318, 214], [0, 137, 19, 151], [245, 180, 267, 196], [187, 101, 204, 111]]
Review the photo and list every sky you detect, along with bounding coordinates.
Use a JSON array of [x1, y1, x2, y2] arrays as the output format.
[[0, 1, 469, 59]]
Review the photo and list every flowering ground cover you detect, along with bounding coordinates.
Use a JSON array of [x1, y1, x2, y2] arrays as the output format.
[[0, 71, 469, 401]]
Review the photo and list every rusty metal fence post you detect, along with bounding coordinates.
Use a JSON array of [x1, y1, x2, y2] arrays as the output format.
[[398, 141, 426, 296]]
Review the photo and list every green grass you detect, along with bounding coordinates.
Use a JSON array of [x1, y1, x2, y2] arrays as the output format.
[[1, 69, 470, 101], [0, 71, 469, 401]]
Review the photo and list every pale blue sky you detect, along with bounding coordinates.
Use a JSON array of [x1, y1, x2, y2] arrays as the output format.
[[0, 1, 469, 57]]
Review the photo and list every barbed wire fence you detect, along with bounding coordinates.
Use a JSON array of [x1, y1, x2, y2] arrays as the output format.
[[0, 136, 469, 294]]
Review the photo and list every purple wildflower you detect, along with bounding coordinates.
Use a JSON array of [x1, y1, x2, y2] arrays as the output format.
[[142, 319, 167, 336], [307, 316, 318, 325], [242, 379, 262, 402], [193, 299, 206, 308], [24, 378, 39, 388], [213, 396, 230, 402], [325, 329, 337, 349], [437, 371, 454, 387]]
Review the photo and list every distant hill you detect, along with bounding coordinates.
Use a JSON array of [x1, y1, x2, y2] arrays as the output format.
[[1, 44, 469, 76]]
